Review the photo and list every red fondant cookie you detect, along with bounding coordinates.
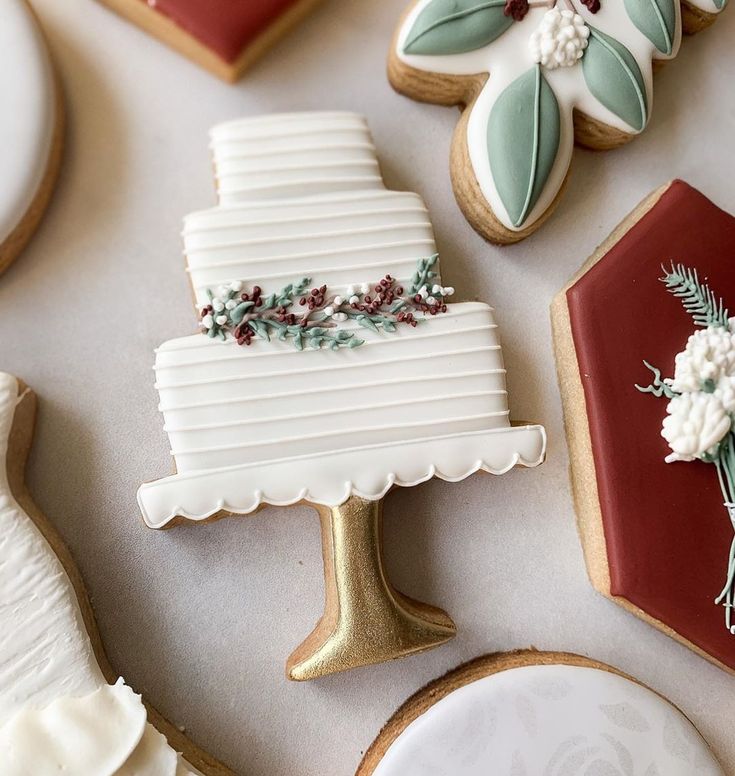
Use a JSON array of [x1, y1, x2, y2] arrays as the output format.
[[96, 0, 323, 81], [553, 180, 735, 673]]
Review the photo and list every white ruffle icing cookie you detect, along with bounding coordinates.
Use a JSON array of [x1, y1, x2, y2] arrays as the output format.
[[0, 372, 232, 775], [0, 1, 63, 276], [357, 651, 725, 776]]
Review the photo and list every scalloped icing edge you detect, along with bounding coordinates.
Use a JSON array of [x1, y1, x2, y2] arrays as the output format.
[[138, 424, 547, 528]]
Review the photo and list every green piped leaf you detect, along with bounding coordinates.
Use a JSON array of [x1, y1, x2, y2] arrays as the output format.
[[403, 0, 512, 56], [487, 65, 561, 229], [582, 26, 648, 132], [624, 0, 676, 55]]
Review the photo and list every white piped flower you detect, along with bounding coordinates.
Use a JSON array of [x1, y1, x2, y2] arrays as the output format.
[[426, 296, 437, 306], [432, 284, 442, 294], [229, 280, 243, 292], [225, 299, 237, 310], [349, 295, 360, 305], [418, 285, 428, 299], [442, 286, 455, 297], [201, 314, 214, 329], [212, 299, 225, 312], [346, 284, 356, 296], [333, 312, 348, 322], [529, 8, 589, 70], [323, 306, 335, 317], [662, 391, 731, 462], [215, 315, 228, 326], [360, 283, 370, 294], [667, 325, 735, 394], [332, 295, 343, 306]]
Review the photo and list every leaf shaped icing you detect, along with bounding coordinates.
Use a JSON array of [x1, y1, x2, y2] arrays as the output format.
[[624, 0, 677, 54], [582, 27, 648, 132], [403, 0, 513, 56], [487, 65, 560, 228], [599, 702, 651, 733]]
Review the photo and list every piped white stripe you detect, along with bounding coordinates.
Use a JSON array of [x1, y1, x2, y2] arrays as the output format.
[[170, 411, 510, 457], [164, 391, 504, 433]]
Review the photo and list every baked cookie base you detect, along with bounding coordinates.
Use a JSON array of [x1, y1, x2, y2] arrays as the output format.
[[387, 1, 723, 245], [356, 649, 699, 775], [0, 15, 64, 277], [7, 380, 234, 775], [96, 0, 324, 82], [551, 181, 735, 678]]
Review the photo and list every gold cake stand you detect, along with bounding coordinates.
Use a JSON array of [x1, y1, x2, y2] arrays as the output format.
[[287, 495, 456, 681]]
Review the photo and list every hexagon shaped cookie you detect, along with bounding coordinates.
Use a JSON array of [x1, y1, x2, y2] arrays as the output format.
[[553, 180, 735, 673]]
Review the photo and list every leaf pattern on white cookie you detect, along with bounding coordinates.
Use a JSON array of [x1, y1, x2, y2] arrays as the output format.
[[599, 703, 651, 733]]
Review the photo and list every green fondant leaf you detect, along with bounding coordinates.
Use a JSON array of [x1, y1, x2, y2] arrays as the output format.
[[624, 0, 676, 54], [582, 27, 648, 132], [487, 65, 561, 229], [403, 0, 513, 56]]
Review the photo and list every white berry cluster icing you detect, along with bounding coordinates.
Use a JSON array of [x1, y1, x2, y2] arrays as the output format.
[[138, 112, 545, 527], [0, 373, 202, 775], [372, 664, 724, 776], [395, 0, 727, 234], [637, 264, 735, 632], [529, 8, 590, 69]]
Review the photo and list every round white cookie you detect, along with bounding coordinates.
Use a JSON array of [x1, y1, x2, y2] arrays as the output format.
[[0, 0, 62, 275], [359, 652, 724, 776]]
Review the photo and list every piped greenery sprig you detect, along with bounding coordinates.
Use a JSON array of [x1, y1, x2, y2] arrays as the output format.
[[199, 254, 454, 351], [636, 263, 735, 634], [660, 262, 730, 329]]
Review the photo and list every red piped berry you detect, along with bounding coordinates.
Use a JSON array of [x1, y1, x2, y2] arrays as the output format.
[[504, 0, 529, 21]]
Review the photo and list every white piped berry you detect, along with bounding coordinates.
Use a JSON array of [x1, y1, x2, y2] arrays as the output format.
[[529, 8, 589, 70], [215, 315, 227, 326], [201, 314, 214, 329]]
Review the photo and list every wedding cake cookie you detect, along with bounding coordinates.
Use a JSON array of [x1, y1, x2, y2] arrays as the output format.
[[139, 112, 546, 680]]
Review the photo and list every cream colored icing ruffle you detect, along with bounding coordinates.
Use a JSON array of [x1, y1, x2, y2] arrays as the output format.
[[0, 679, 197, 776]]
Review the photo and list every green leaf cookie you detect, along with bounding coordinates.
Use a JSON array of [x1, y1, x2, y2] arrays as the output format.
[[487, 65, 561, 229], [624, 0, 677, 55], [403, 0, 513, 56], [582, 26, 648, 132]]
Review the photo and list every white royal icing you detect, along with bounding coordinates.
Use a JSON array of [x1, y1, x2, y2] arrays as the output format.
[[395, 0, 724, 233], [373, 664, 725, 776], [138, 113, 545, 528], [0, 373, 202, 774], [0, 0, 56, 247]]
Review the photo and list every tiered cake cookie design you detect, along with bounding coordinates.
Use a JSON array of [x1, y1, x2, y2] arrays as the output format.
[[139, 112, 546, 681], [388, 0, 727, 244], [0, 373, 231, 774]]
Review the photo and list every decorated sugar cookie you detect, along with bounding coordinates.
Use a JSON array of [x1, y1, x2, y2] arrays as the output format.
[[96, 0, 324, 82], [357, 650, 725, 775], [0, 0, 63, 276], [552, 180, 735, 673], [388, 0, 727, 244], [138, 112, 546, 681], [0, 372, 232, 774]]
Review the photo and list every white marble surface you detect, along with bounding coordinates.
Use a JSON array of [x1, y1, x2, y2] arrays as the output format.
[[1, 1, 734, 774]]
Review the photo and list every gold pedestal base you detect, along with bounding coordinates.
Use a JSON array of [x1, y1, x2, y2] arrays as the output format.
[[286, 496, 456, 681]]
